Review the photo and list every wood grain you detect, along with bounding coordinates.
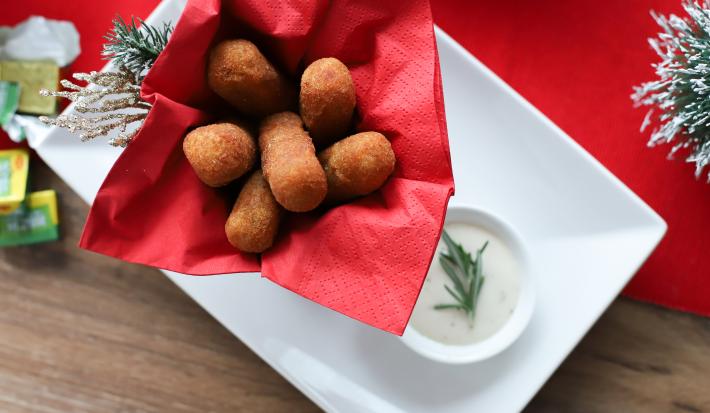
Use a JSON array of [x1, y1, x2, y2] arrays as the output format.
[[0, 160, 319, 413], [526, 299, 710, 413], [0, 160, 708, 412]]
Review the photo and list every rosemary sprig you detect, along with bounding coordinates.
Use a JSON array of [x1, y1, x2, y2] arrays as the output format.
[[434, 230, 488, 321], [102, 16, 173, 80]]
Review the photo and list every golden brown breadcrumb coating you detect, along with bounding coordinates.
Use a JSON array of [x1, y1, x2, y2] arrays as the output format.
[[225, 169, 282, 253], [259, 112, 327, 212], [183, 121, 257, 187], [300, 57, 356, 147], [318, 131, 395, 203], [207, 39, 296, 117]]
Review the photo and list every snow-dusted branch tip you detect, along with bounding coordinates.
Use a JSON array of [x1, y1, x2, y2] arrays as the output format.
[[633, 0, 710, 182]]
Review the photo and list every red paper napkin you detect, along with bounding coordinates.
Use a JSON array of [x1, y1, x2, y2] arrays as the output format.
[[78, 0, 454, 335], [431, 0, 710, 318]]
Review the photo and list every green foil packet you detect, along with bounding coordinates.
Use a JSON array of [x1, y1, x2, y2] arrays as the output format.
[[0, 81, 20, 127], [0, 190, 59, 247]]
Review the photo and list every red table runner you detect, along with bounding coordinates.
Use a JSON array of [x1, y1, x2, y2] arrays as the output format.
[[4, 0, 707, 318], [431, 0, 709, 317]]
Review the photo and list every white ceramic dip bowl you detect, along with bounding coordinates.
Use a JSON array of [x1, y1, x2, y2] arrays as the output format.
[[401, 204, 535, 364]]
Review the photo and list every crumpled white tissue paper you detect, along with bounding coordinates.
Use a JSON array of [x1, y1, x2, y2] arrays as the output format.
[[0, 16, 80, 67]]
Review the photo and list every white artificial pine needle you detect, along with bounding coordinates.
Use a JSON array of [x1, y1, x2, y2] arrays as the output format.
[[633, 0, 710, 181]]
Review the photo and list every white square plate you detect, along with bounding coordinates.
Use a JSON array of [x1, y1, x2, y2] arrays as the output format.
[[33, 1, 666, 411]]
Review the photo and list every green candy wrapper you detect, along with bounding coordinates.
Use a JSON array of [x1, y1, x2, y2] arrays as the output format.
[[0, 81, 20, 127], [0, 190, 59, 247]]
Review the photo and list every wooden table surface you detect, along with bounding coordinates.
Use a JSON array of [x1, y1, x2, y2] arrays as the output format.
[[1, 160, 709, 413]]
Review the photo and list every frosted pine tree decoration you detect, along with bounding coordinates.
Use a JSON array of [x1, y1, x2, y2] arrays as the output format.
[[102, 16, 173, 81], [633, 0, 710, 182]]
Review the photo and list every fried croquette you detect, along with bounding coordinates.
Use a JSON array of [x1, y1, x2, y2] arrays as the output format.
[[183, 121, 257, 187], [207, 39, 296, 117], [225, 169, 282, 253], [318, 131, 395, 203], [300, 57, 356, 146], [259, 112, 327, 212]]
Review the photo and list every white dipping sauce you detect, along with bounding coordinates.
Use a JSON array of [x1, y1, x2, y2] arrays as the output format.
[[410, 222, 520, 345]]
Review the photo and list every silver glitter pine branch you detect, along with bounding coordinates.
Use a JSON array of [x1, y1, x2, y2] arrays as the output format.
[[39, 67, 150, 147], [633, 0, 710, 182]]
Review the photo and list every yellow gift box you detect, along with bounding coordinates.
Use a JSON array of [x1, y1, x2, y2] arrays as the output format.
[[0, 60, 59, 115], [0, 149, 30, 215]]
